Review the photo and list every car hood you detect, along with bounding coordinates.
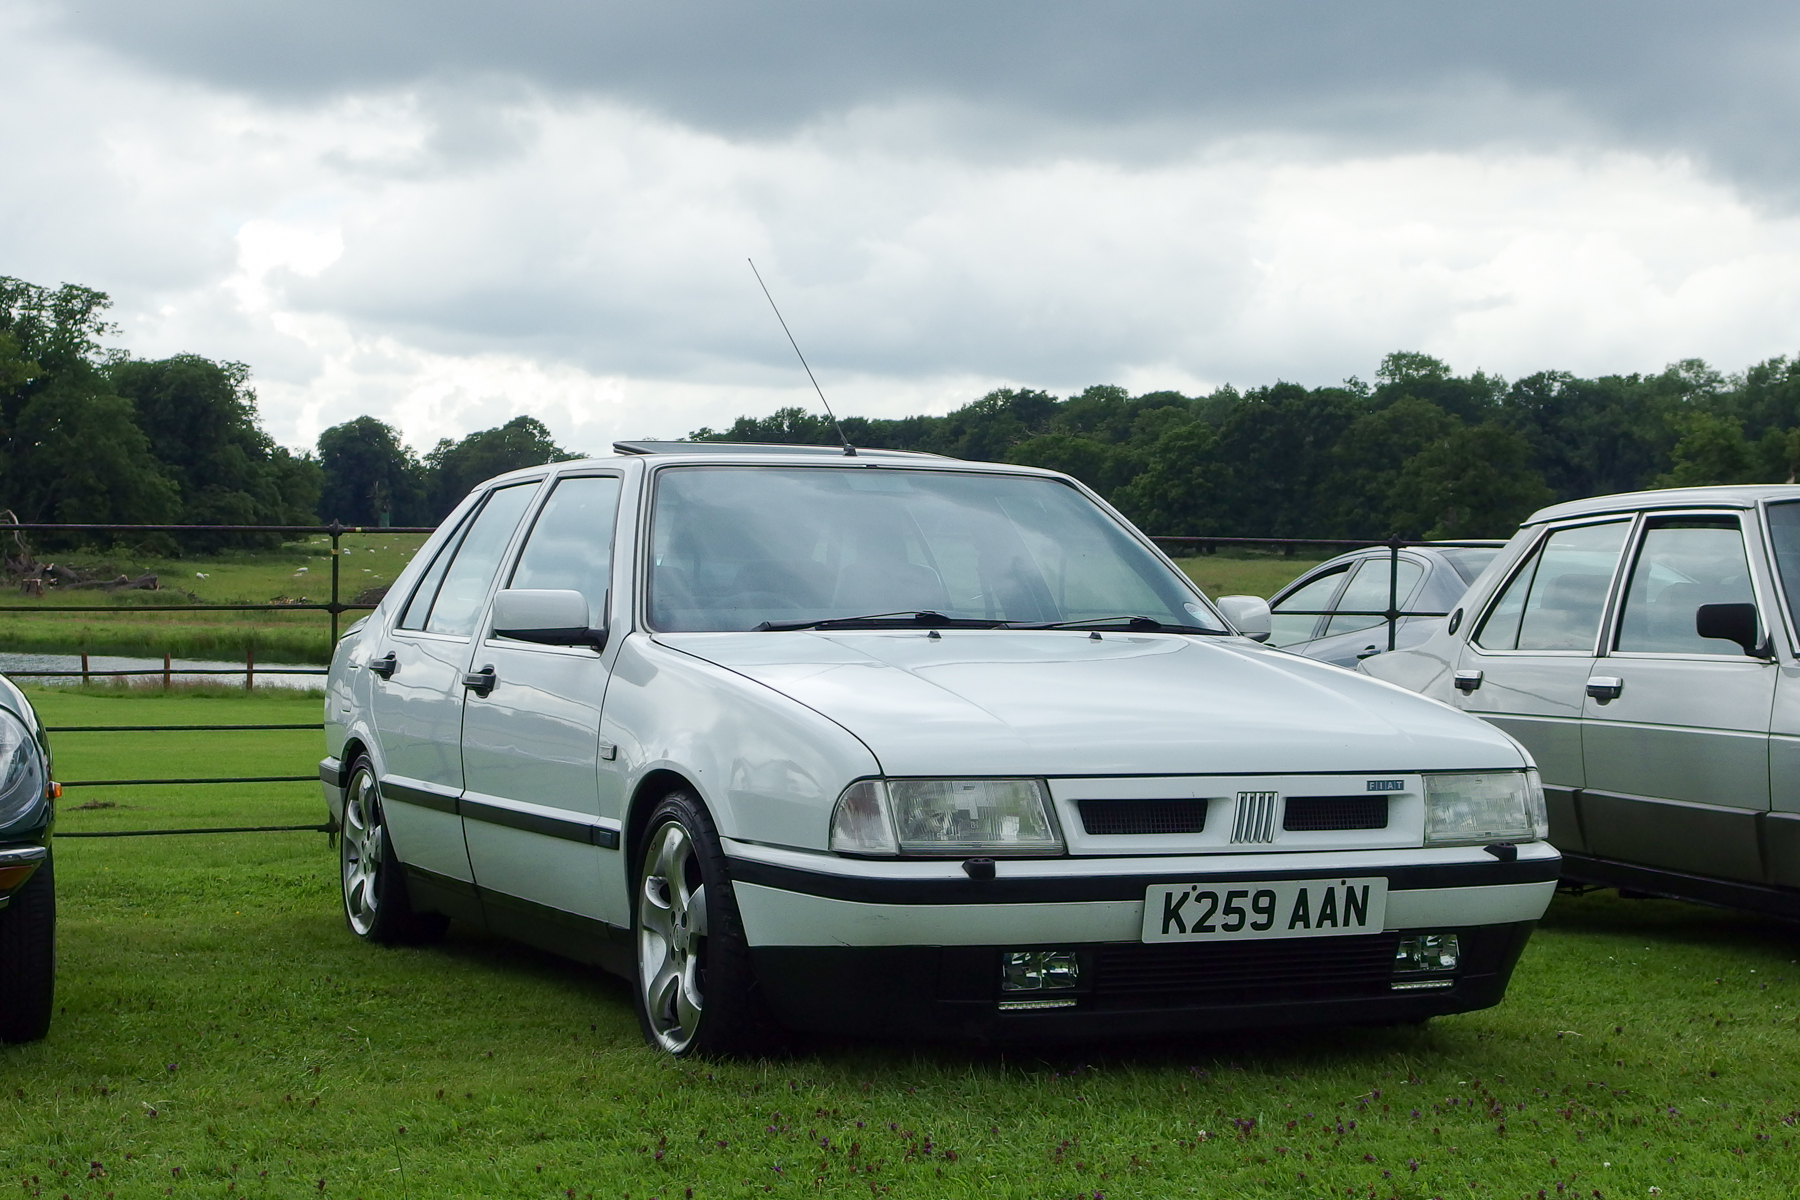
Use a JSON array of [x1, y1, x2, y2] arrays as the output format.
[[653, 630, 1525, 777]]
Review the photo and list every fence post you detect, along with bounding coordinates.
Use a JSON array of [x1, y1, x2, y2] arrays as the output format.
[[80, 651, 89, 685], [163, 651, 171, 692], [246, 646, 255, 692], [1386, 538, 1402, 652], [328, 521, 344, 649]]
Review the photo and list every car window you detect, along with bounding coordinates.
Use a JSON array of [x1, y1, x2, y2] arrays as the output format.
[[1266, 567, 1348, 647], [646, 466, 1220, 633], [1614, 517, 1757, 655], [1765, 501, 1800, 627], [399, 483, 538, 637], [506, 475, 623, 628], [1439, 547, 1502, 584], [1324, 558, 1426, 637], [1475, 521, 1629, 652], [397, 507, 477, 632]]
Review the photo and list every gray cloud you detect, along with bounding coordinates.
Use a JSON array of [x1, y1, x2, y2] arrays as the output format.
[[35, 2, 1800, 191]]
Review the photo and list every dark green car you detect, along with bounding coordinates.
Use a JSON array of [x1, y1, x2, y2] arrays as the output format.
[[0, 676, 54, 1043]]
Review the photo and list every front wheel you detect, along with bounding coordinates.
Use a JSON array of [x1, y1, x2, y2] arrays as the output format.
[[340, 757, 447, 944], [0, 850, 55, 1043], [633, 791, 778, 1056]]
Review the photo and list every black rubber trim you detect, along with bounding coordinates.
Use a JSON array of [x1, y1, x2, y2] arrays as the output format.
[[459, 795, 621, 849], [319, 757, 345, 789], [726, 853, 1560, 905], [383, 779, 619, 848], [1560, 853, 1800, 922], [381, 779, 459, 814]]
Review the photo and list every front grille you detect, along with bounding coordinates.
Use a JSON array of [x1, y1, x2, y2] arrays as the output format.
[[1283, 795, 1390, 831], [1232, 791, 1279, 843], [1093, 934, 1400, 1007], [1078, 798, 1207, 835]]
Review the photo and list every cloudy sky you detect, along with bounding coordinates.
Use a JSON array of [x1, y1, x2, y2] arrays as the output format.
[[5, 1, 1800, 455]]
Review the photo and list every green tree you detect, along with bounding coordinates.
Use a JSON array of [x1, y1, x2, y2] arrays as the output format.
[[1653, 412, 1756, 487], [1388, 423, 1553, 538], [1319, 397, 1460, 537], [317, 417, 427, 526], [423, 415, 576, 519]]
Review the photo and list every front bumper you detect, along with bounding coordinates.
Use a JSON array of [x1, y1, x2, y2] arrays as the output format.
[[0, 844, 48, 908], [725, 841, 1557, 1039]]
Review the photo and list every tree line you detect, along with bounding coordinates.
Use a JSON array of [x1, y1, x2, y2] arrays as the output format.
[[0, 275, 577, 547], [695, 350, 1800, 538]]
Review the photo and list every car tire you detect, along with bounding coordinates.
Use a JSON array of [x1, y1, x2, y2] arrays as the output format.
[[340, 755, 448, 945], [0, 851, 55, 1044], [633, 789, 780, 1056]]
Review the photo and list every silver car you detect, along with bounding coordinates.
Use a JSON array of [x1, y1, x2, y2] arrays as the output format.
[[1267, 543, 1504, 668], [1363, 486, 1800, 919]]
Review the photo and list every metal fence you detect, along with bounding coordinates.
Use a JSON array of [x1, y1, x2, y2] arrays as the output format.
[[3, 521, 434, 840], [17, 522, 1481, 840]]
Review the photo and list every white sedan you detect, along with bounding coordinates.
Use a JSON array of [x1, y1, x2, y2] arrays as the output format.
[[321, 441, 1557, 1053]]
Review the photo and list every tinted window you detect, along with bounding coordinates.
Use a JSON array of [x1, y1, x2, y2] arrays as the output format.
[[1267, 567, 1348, 647], [1439, 546, 1503, 584], [647, 466, 1220, 633], [507, 475, 623, 627], [1615, 517, 1756, 655], [1766, 501, 1800, 626], [1475, 521, 1628, 651], [1325, 558, 1426, 637], [405, 484, 538, 637]]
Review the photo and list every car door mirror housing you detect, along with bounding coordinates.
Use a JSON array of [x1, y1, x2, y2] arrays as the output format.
[[492, 589, 607, 649], [1695, 602, 1767, 658], [1217, 595, 1272, 642]]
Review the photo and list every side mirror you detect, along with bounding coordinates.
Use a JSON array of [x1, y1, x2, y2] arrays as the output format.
[[1695, 602, 1767, 658], [492, 589, 607, 650], [1216, 595, 1272, 642]]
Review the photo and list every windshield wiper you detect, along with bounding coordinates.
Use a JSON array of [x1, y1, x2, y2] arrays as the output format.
[[1001, 614, 1230, 634], [754, 610, 1009, 632]]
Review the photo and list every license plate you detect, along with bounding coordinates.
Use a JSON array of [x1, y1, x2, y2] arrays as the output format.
[[1141, 877, 1388, 943]]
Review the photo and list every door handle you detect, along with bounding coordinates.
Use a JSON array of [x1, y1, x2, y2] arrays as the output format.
[[1356, 645, 1382, 661], [369, 652, 397, 680], [1586, 675, 1623, 703], [1453, 669, 1483, 694], [462, 665, 497, 696]]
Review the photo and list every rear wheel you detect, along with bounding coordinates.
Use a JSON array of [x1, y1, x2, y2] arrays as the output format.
[[633, 790, 778, 1056], [340, 756, 447, 944], [0, 851, 54, 1043]]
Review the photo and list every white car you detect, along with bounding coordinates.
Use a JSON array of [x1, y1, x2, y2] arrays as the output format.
[[321, 441, 1558, 1054], [1362, 485, 1800, 920]]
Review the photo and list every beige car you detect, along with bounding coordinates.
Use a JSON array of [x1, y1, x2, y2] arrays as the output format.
[[1364, 485, 1800, 919]]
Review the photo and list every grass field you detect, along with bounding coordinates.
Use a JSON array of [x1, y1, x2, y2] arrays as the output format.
[[4, 689, 1798, 1197], [0, 535, 430, 664], [1172, 554, 1330, 601]]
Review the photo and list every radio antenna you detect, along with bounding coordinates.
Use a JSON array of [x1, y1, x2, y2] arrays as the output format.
[[748, 258, 855, 457]]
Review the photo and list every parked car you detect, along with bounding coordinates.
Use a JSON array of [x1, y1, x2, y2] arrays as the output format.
[[322, 441, 1557, 1054], [1362, 485, 1800, 920], [0, 677, 55, 1043], [1267, 543, 1505, 667]]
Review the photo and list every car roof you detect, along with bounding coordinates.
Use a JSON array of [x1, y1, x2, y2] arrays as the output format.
[[1526, 484, 1800, 526], [466, 441, 1060, 489]]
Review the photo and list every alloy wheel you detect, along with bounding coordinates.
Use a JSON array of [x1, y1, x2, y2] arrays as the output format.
[[341, 768, 384, 937], [637, 820, 709, 1052]]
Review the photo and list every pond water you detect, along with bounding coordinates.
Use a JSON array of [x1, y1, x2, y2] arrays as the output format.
[[0, 651, 326, 690]]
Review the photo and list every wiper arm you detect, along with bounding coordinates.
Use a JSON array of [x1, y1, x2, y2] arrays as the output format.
[[754, 610, 1008, 632], [1002, 614, 1230, 634]]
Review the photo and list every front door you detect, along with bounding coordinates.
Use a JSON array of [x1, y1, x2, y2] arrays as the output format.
[[1580, 513, 1777, 881], [461, 474, 625, 954], [370, 481, 541, 884], [1453, 519, 1632, 853]]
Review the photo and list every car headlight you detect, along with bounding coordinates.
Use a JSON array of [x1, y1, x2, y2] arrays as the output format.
[[0, 709, 47, 830], [1423, 769, 1547, 846], [829, 778, 1064, 857]]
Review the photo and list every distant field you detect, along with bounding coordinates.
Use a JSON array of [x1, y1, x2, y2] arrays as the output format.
[[0, 533, 430, 663], [1173, 553, 1330, 600], [8, 688, 1798, 1198]]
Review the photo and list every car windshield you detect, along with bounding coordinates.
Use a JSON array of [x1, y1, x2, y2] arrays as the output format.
[[646, 465, 1224, 633]]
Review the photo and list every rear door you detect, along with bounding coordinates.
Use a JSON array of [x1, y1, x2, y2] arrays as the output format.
[[1452, 519, 1632, 853], [1266, 563, 1353, 654], [1579, 511, 1777, 881], [1304, 554, 1426, 666]]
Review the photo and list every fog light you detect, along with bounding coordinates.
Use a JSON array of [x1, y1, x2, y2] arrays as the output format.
[[1001, 950, 1081, 992], [1389, 935, 1461, 993]]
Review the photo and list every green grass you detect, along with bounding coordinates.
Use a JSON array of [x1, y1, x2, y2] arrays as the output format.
[[0, 535, 428, 664], [5, 690, 1800, 1197], [1174, 553, 1330, 601]]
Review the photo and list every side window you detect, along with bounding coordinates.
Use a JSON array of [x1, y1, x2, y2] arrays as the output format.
[[399, 483, 539, 637], [397, 515, 471, 632], [1324, 558, 1426, 637], [1475, 520, 1629, 651], [1267, 567, 1349, 648], [505, 475, 623, 629], [1615, 517, 1756, 655]]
